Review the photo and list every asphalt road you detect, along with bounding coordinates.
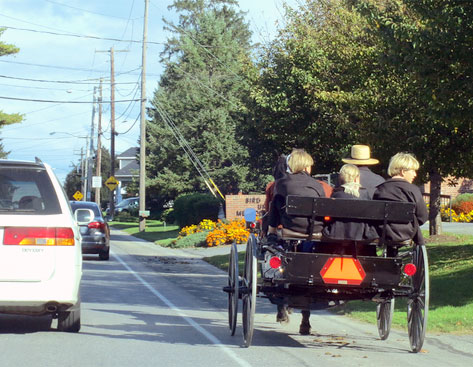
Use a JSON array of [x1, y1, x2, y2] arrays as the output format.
[[0, 228, 472, 367]]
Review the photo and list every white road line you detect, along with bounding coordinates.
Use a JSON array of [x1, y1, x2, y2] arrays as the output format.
[[114, 253, 252, 367]]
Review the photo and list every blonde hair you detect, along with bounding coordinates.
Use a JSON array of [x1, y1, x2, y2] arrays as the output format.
[[388, 152, 420, 177], [288, 149, 314, 173], [339, 164, 359, 184]]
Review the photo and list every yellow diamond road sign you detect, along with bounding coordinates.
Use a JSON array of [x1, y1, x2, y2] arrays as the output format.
[[105, 176, 119, 191], [73, 191, 83, 201]]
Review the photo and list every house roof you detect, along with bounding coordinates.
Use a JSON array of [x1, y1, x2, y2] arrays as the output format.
[[118, 147, 138, 158], [115, 160, 139, 178]]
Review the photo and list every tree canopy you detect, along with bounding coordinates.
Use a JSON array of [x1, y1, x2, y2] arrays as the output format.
[[0, 28, 22, 158], [144, 0, 473, 235]]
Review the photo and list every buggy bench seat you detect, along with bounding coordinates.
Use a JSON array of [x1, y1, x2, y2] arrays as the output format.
[[284, 196, 416, 245]]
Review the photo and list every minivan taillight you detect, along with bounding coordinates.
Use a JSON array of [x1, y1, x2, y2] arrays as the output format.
[[88, 221, 106, 231], [3, 227, 75, 246]]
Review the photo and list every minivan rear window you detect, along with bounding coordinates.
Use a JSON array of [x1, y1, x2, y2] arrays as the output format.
[[0, 166, 61, 214]]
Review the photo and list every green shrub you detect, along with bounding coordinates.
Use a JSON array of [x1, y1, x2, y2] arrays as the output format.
[[161, 208, 175, 224], [452, 193, 473, 206], [452, 193, 473, 214], [169, 231, 209, 248], [115, 211, 139, 223], [173, 193, 221, 228]]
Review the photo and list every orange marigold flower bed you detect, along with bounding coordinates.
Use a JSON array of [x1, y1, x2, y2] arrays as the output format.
[[205, 219, 249, 247]]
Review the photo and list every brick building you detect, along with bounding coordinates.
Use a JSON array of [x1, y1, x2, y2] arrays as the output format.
[[422, 176, 473, 198]]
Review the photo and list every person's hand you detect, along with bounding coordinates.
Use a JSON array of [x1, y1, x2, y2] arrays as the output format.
[[266, 233, 278, 244]]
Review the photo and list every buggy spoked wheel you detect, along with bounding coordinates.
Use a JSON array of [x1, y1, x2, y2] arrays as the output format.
[[227, 242, 239, 336], [242, 234, 257, 348], [407, 245, 429, 353], [377, 297, 395, 340]]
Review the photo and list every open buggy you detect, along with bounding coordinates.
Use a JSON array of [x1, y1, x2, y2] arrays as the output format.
[[224, 196, 429, 353]]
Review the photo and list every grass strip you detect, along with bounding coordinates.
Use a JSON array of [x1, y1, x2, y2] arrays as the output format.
[[110, 220, 180, 246]]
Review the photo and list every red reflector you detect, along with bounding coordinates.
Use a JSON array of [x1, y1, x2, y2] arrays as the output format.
[[88, 221, 105, 230], [250, 222, 256, 229], [269, 256, 282, 269], [320, 257, 366, 285], [403, 263, 417, 276], [3, 227, 74, 246]]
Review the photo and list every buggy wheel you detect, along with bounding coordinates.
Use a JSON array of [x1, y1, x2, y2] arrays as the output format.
[[242, 234, 257, 348], [227, 242, 239, 336], [407, 245, 429, 353], [377, 298, 395, 340]]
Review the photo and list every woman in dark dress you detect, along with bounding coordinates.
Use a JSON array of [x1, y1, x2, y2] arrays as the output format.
[[322, 164, 378, 255]]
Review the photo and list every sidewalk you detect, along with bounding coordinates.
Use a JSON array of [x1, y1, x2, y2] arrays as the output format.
[[110, 227, 239, 260], [421, 221, 473, 236]]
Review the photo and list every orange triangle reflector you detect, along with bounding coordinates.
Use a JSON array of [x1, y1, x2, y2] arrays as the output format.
[[320, 257, 366, 285]]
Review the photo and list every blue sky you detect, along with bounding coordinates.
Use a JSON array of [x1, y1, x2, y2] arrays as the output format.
[[0, 0, 298, 183]]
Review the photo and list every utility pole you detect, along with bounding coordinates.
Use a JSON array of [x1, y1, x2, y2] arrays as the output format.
[[80, 147, 85, 198], [139, 0, 149, 232], [84, 134, 90, 201], [88, 87, 97, 202], [95, 79, 103, 206], [96, 48, 128, 219], [110, 47, 116, 217]]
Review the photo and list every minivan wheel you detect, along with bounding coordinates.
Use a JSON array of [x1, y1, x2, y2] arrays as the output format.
[[99, 249, 110, 261], [57, 301, 81, 332]]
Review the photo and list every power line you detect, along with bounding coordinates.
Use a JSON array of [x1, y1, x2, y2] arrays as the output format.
[[0, 82, 91, 92], [43, 0, 138, 20], [0, 95, 142, 103], [0, 59, 109, 73], [154, 101, 224, 200], [2, 111, 90, 132], [170, 63, 240, 109], [0, 74, 108, 84], [117, 114, 140, 135], [0, 60, 142, 76], [1, 25, 164, 45], [0, 74, 137, 85]]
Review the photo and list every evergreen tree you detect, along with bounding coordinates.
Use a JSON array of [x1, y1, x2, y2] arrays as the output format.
[[147, 0, 257, 204]]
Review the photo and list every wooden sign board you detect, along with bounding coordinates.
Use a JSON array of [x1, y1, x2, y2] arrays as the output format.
[[225, 194, 266, 221]]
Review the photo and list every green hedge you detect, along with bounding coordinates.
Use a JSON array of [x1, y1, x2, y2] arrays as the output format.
[[452, 193, 473, 206], [173, 193, 221, 228]]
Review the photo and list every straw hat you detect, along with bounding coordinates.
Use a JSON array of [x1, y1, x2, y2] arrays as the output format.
[[342, 145, 379, 165]]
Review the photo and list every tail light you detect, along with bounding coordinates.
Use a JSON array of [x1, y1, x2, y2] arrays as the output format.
[[403, 263, 417, 277], [269, 256, 282, 269], [88, 221, 106, 231], [3, 227, 75, 246]]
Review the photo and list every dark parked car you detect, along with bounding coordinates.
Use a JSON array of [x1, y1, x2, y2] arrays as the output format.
[[105, 196, 139, 217], [70, 201, 110, 260], [115, 197, 139, 214]]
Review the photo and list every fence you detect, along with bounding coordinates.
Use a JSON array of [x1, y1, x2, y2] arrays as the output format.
[[422, 193, 452, 222]]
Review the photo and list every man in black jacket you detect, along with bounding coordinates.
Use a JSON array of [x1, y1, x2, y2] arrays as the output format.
[[373, 152, 428, 245], [267, 149, 326, 335], [342, 144, 385, 198], [268, 149, 326, 236]]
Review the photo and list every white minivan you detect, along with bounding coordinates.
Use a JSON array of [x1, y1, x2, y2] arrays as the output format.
[[0, 159, 83, 332]]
